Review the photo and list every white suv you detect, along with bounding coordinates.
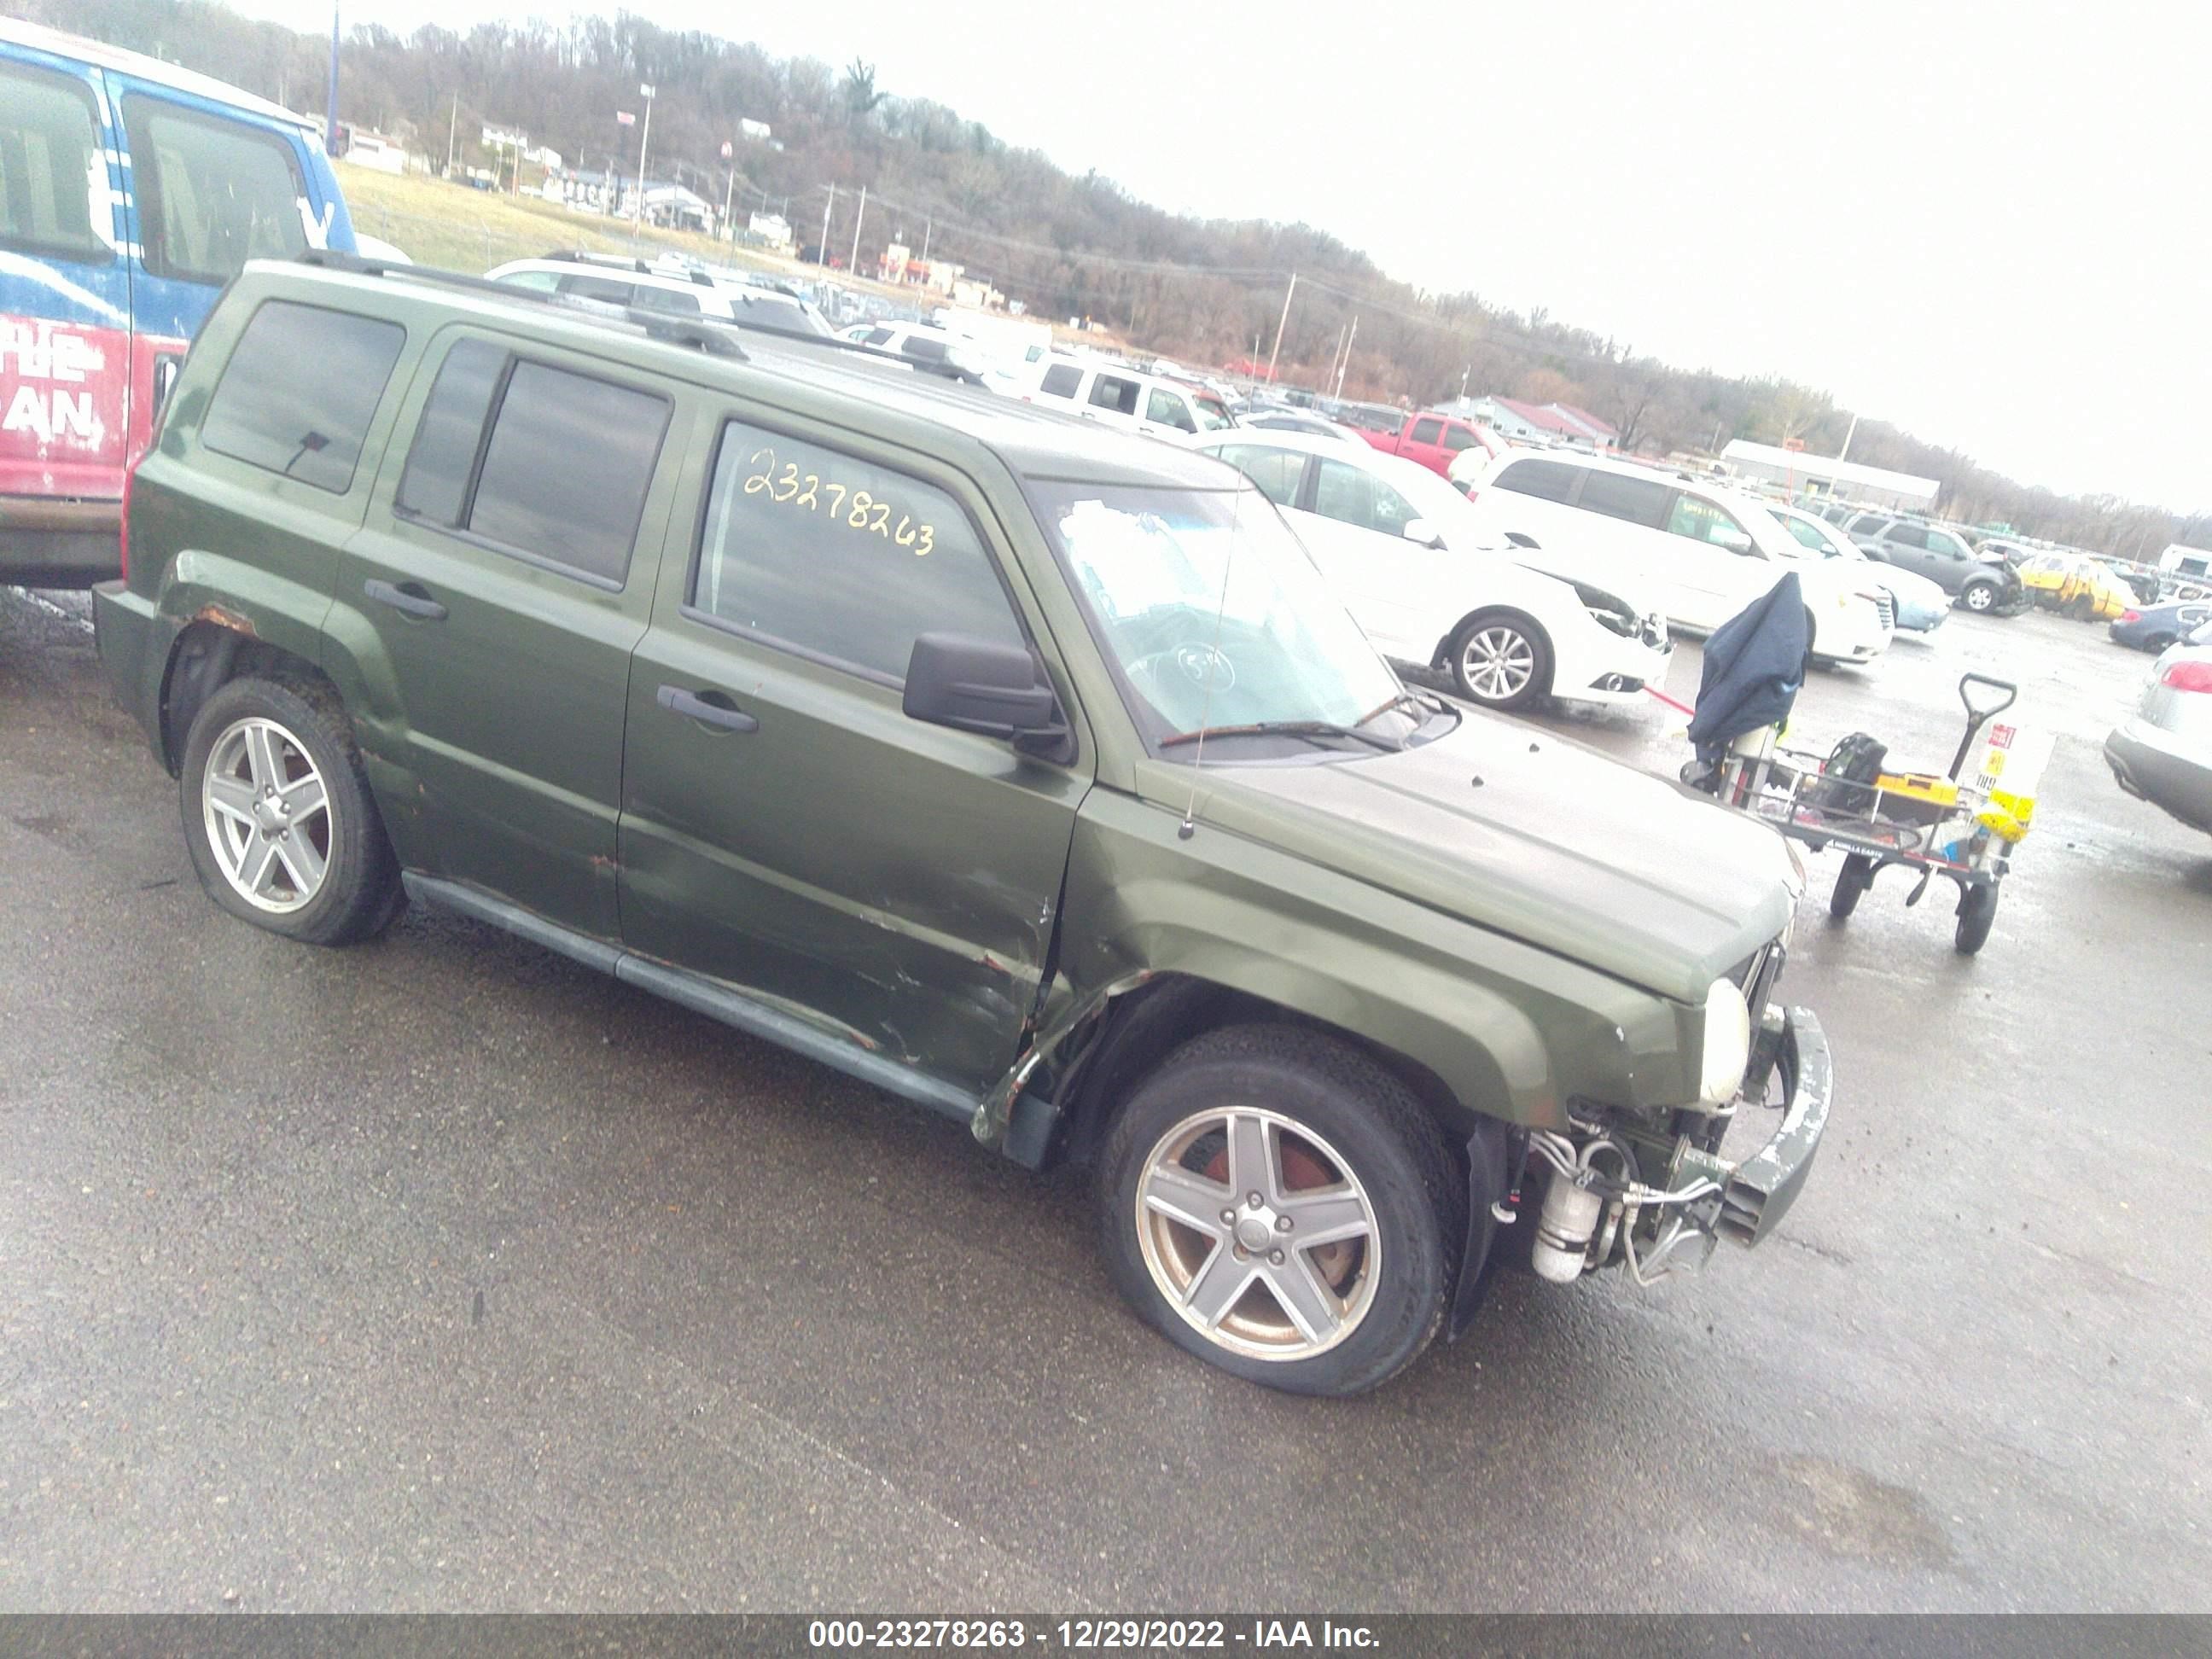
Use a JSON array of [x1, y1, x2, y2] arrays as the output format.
[[1462, 451, 1893, 666], [1028, 358, 1236, 439], [484, 254, 833, 339]]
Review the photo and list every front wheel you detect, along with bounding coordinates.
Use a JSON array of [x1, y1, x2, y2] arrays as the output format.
[[179, 676, 401, 946], [1961, 580, 1999, 614], [1097, 1026, 1463, 1396], [1955, 883, 1998, 955], [1448, 612, 1551, 710]]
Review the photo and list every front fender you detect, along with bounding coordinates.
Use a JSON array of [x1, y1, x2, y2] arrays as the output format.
[[982, 789, 1695, 1147]]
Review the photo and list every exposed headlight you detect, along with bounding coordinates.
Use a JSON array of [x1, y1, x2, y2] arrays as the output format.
[[1699, 977, 1752, 1105], [1568, 579, 1639, 637]]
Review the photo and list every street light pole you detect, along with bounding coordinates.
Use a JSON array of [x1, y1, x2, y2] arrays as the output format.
[[1265, 271, 1297, 386], [818, 183, 835, 268], [323, 3, 341, 156], [848, 184, 866, 275], [633, 82, 655, 224]]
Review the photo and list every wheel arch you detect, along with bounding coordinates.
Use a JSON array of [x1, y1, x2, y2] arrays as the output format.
[[159, 620, 336, 776], [1038, 971, 1491, 1177]]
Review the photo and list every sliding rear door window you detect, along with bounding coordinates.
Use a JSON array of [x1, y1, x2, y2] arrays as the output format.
[[123, 98, 306, 285], [200, 300, 403, 492]]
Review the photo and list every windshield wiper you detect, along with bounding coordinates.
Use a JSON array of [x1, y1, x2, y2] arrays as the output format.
[[1161, 719, 1403, 753], [1356, 690, 1440, 730]]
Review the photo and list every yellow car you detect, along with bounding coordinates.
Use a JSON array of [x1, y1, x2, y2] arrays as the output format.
[[2017, 551, 2133, 620]]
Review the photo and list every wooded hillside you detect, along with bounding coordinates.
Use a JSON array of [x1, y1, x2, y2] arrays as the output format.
[[19, 0, 2206, 555]]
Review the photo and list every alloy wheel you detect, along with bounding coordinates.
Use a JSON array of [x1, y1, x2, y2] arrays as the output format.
[[1133, 1105, 1380, 1361], [1459, 625, 1537, 702], [200, 716, 334, 914], [1964, 585, 1995, 612]]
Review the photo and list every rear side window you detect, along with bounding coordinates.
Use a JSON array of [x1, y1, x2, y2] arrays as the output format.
[[1214, 445, 1304, 507], [1575, 470, 1671, 528], [557, 273, 635, 306], [1494, 457, 1580, 503], [630, 284, 702, 315], [1409, 417, 1445, 445], [397, 341, 670, 585], [1038, 363, 1082, 398], [395, 337, 505, 525], [0, 62, 108, 260], [200, 300, 403, 493], [690, 420, 1027, 683], [123, 98, 306, 285], [1089, 375, 1140, 417]]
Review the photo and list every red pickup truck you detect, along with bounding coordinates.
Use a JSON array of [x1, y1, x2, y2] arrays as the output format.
[[1359, 410, 1505, 479]]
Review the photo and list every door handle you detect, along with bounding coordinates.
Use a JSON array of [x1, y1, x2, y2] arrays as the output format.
[[656, 684, 760, 733], [364, 578, 447, 620]]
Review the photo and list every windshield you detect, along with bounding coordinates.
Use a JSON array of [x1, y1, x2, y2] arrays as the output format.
[[1033, 482, 1416, 755]]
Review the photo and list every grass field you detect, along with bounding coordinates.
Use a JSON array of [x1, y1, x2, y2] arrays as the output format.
[[338, 165, 795, 279]]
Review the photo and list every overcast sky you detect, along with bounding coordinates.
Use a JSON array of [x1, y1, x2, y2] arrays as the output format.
[[242, 0, 2209, 509]]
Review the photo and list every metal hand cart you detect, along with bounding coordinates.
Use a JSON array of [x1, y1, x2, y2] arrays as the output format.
[[1697, 674, 2033, 955]]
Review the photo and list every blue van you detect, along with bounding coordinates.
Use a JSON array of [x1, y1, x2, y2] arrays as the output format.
[[1, 18, 357, 585]]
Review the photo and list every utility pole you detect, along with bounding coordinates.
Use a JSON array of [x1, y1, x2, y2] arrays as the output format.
[[445, 90, 457, 176], [1326, 322, 1346, 390], [323, 3, 341, 156], [1335, 315, 1358, 399], [847, 184, 867, 275], [818, 183, 835, 267], [1837, 410, 1860, 463], [1265, 271, 1297, 386], [920, 217, 932, 265], [633, 82, 655, 223]]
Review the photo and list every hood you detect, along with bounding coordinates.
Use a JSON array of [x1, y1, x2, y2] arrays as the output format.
[[1146, 713, 1797, 1003]]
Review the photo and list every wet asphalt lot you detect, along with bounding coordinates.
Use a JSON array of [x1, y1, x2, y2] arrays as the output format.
[[3, 584, 2208, 1614]]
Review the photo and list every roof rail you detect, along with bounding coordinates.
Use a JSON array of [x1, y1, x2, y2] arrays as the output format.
[[295, 250, 748, 359]]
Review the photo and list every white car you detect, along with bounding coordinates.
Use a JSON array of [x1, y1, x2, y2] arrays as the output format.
[[1461, 451, 1893, 666], [1030, 358, 1237, 439], [1767, 504, 1949, 636], [855, 322, 997, 386], [1190, 430, 1672, 712], [484, 254, 834, 339]]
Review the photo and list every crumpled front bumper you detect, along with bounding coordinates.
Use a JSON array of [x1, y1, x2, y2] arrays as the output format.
[[1714, 1005, 1833, 1247]]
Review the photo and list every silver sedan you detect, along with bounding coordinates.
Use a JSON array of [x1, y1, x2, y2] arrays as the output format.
[[2106, 625, 2212, 834]]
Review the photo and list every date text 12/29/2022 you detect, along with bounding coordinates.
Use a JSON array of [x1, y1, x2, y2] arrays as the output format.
[[806, 1619, 1381, 1650]]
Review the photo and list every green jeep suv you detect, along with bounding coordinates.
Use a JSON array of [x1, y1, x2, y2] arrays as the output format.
[[93, 255, 1832, 1395]]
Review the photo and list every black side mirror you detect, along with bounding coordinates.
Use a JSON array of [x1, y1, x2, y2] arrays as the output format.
[[904, 632, 1069, 759]]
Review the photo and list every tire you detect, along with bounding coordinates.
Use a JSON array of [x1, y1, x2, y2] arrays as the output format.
[[1954, 883, 1998, 956], [1097, 1024, 1464, 1397], [1447, 611, 1551, 711], [1831, 853, 1875, 919], [2142, 634, 2176, 655], [1960, 580, 1999, 614], [179, 674, 402, 946], [2067, 593, 2096, 622]]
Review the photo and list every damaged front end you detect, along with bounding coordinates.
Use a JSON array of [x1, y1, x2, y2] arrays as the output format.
[[1513, 987, 1834, 1290]]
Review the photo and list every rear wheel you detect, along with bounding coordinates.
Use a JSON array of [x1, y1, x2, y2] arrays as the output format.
[[1448, 612, 1551, 710], [2067, 592, 2096, 621], [179, 676, 401, 946], [2143, 634, 2177, 654], [1831, 853, 1876, 919], [1961, 580, 1999, 614], [1954, 883, 1998, 955], [1097, 1026, 1463, 1396]]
